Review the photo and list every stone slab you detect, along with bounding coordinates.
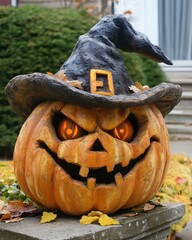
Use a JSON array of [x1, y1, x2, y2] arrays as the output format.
[[0, 203, 185, 240]]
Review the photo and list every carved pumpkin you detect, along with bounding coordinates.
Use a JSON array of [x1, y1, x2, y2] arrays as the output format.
[[6, 15, 182, 216], [14, 101, 170, 215]]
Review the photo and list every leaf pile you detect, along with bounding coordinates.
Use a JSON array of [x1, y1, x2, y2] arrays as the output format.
[[154, 154, 192, 232], [0, 162, 30, 202], [0, 200, 38, 223]]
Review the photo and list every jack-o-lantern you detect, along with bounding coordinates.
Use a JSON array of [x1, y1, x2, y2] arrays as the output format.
[[13, 102, 170, 215], [5, 15, 182, 215]]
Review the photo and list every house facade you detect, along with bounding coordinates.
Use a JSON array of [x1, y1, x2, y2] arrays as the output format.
[[114, 0, 192, 65]]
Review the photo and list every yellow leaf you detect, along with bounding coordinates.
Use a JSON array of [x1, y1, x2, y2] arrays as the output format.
[[98, 214, 120, 226], [79, 215, 99, 224], [46, 72, 53, 76], [135, 81, 149, 91], [40, 211, 57, 223], [88, 210, 103, 217]]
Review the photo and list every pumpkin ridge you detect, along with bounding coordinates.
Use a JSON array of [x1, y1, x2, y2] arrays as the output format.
[[37, 137, 159, 185]]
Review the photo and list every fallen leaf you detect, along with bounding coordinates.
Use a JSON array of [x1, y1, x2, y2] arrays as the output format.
[[79, 211, 120, 226], [5, 201, 37, 218], [98, 214, 120, 226], [0, 201, 38, 221], [143, 203, 155, 211], [124, 10, 132, 15], [40, 211, 57, 223], [5, 217, 24, 223], [88, 210, 103, 217], [129, 85, 140, 93], [46, 72, 53, 76], [149, 201, 164, 207], [79, 215, 99, 224], [131, 207, 144, 212], [0, 200, 4, 211], [1, 213, 11, 220], [135, 81, 143, 90], [123, 212, 138, 217]]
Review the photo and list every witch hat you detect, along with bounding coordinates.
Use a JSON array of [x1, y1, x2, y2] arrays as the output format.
[[5, 14, 182, 119]]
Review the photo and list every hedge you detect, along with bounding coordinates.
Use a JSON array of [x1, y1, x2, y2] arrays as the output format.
[[0, 5, 167, 158]]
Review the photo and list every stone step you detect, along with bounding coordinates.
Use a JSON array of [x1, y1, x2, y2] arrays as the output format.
[[178, 83, 192, 92], [166, 123, 192, 135], [169, 133, 192, 141], [181, 91, 192, 99], [165, 71, 192, 80], [165, 110, 192, 124], [174, 103, 192, 111]]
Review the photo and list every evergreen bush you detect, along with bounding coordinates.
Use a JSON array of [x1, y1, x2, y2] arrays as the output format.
[[0, 5, 167, 158]]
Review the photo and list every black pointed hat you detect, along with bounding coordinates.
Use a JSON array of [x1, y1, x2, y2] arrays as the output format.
[[5, 14, 182, 119]]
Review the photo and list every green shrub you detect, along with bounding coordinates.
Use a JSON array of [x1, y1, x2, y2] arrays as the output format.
[[0, 5, 167, 158], [122, 53, 167, 87]]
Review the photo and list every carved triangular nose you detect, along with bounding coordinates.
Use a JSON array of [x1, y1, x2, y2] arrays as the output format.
[[90, 139, 106, 152]]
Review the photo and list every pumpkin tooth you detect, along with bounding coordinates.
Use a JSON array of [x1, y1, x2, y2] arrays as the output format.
[[122, 159, 129, 167], [115, 173, 123, 186], [79, 166, 89, 177], [87, 178, 96, 190], [106, 163, 114, 172]]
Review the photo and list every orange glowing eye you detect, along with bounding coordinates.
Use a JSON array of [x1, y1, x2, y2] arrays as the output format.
[[58, 118, 84, 140], [109, 120, 134, 142]]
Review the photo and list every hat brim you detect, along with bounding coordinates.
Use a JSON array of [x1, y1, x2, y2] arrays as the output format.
[[5, 73, 182, 119]]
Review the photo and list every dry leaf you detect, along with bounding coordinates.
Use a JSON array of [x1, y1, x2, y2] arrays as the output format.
[[79, 215, 99, 224], [0, 200, 4, 211], [143, 203, 155, 211], [46, 72, 53, 76], [1, 213, 11, 220], [135, 81, 149, 91], [135, 81, 143, 90], [5, 217, 24, 223], [123, 212, 138, 217], [0, 201, 38, 221], [40, 211, 57, 223], [131, 207, 144, 212], [129, 85, 140, 93], [149, 201, 164, 207], [98, 214, 120, 226]]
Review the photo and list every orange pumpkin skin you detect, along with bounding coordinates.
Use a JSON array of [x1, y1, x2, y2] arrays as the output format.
[[14, 101, 170, 215]]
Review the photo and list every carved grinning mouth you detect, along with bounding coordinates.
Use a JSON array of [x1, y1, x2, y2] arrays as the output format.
[[37, 138, 158, 185]]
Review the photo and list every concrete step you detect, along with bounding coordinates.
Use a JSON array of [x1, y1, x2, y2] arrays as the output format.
[[174, 93, 192, 109], [165, 110, 192, 124], [167, 123, 192, 135], [169, 133, 192, 141], [181, 91, 192, 99], [165, 71, 192, 80]]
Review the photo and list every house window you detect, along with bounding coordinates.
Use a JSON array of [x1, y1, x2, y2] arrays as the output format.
[[158, 0, 192, 60]]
